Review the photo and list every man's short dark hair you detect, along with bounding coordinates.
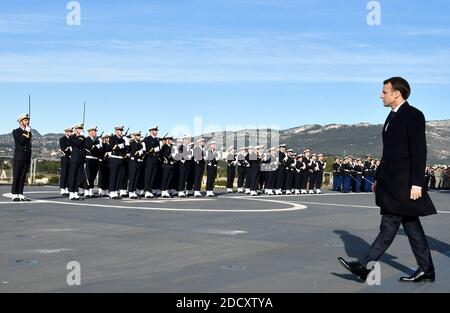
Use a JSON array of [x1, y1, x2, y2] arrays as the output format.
[[384, 77, 411, 100]]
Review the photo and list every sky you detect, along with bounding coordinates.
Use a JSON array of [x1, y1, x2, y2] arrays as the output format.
[[1, 0, 450, 136]]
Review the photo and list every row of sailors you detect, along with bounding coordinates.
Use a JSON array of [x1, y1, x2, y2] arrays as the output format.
[[59, 124, 327, 200], [332, 156, 379, 193]]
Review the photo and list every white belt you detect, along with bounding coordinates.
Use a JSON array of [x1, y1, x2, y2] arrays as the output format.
[[131, 157, 144, 162], [110, 155, 124, 159], [86, 156, 99, 160]]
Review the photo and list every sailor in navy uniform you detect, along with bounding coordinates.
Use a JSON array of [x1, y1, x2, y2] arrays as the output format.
[[206, 141, 221, 197], [308, 153, 318, 194], [59, 127, 73, 197], [98, 134, 111, 197], [128, 131, 145, 199], [177, 135, 194, 198], [236, 147, 247, 193], [314, 153, 326, 194], [363, 155, 374, 193], [193, 138, 206, 197], [246, 146, 262, 196], [353, 158, 364, 193], [109, 126, 129, 200], [160, 136, 177, 198], [301, 149, 312, 194], [143, 126, 161, 199], [275, 144, 288, 195], [261, 147, 276, 195], [83, 126, 102, 198], [348, 156, 356, 192], [11, 114, 32, 202], [244, 147, 251, 194], [68, 124, 85, 200], [332, 157, 342, 192], [226, 146, 237, 193], [285, 149, 296, 195], [341, 156, 353, 193], [295, 154, 305, 194]]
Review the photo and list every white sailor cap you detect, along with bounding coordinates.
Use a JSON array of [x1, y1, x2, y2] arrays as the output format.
[[227, 146, 235, 151], [304, 149, 310, 153], [87, 126, 98, 132], [267, 147, 276, 152], [149, 125, 159, 131], [17, 113, 30, 123], [287, 149, 294, 153], [64, 127, 74, 133], [73, 123, 84, 130], [115, 125, 125, 131], [279, 144, 287, 148], [132, 131, 142, 136], [210, 141, 217, 145], [197, 138, 206, 144]]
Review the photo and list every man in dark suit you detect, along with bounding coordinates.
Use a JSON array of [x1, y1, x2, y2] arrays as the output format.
[[11, 114, 32, 202], [338, 77, 437, 283]]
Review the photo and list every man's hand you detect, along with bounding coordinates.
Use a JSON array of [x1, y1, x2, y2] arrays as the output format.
[[410, 186, 422, 201], [372, 181, 377, 193]]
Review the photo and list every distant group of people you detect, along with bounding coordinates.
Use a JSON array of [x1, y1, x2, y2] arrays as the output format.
[[58, 122, 329, 200], [332, 155, 379, 193], [425, 165, 450, 190]]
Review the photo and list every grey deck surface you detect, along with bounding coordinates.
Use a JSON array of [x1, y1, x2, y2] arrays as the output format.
[[1, 186, 449, 293]]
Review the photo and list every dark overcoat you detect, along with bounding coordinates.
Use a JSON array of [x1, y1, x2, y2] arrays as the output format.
[[375, 102, 437, 217]]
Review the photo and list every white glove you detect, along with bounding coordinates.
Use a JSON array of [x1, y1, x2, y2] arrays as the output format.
[[138, 150, 144, 156], [141, 142, 147, 152], [96, 144, 102, 149], [123, 137, 130, 146], [154, 146, 161, 153], [69, 147, 73, 152], [98, 138, 103, 145], [25, 126, 31, 132], [118, 143, 125, 149]]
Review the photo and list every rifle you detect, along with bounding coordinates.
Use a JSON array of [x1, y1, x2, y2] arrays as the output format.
[[82, 102, 86, 126], [95, 131, 104, 144], [28, 94, 31, 126], [124, 127, 130, 137], [159, 133, 169, 141]]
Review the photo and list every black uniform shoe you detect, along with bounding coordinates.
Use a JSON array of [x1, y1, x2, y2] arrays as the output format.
[[12, 198, 21, 202], [399, 270, 435, 283], [337, 257, 371, 282], [21, 198, 31, 202]]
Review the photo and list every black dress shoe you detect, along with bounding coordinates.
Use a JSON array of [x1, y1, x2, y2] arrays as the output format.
[[12, 198, 20, 202], [20, 198, 31, 202], [399, 270, 435, 283], [338, 257, 371, 282]]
